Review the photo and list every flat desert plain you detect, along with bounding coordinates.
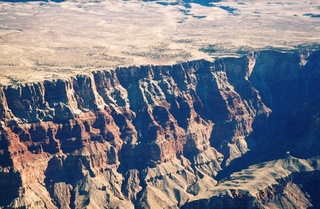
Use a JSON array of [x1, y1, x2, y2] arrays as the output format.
[[0, 0, 320, 85]]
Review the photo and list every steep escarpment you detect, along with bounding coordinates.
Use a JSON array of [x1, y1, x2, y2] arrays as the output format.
[[248, 50, 320, 159], [0, 49, 319, 208]]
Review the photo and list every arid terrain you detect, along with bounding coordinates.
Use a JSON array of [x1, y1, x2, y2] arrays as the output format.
[[0, 0, 320, 209], [1, 0, 320, 85]]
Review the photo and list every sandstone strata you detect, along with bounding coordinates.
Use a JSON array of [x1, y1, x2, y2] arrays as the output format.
[[0, 50, 319, 208]]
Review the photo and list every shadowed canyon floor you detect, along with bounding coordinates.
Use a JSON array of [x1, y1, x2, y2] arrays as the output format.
[[1, 0, 320, 208]]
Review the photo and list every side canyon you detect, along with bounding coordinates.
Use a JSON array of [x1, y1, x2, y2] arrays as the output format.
[[0, 49, 319, 209]]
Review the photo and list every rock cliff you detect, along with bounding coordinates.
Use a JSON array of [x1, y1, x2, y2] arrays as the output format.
[[0, 49, 319, 208]]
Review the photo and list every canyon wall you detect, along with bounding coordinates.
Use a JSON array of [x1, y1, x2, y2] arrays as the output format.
[[0, 49, 319, 208]]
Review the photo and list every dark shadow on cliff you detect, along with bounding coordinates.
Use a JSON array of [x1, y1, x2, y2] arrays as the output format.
[[216, 107, 320, 181], [0, 168, 22, 207], [215, 49, 320, 178], [294, 171, 320, 209]]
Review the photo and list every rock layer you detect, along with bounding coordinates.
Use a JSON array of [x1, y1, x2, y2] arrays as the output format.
[[0, 49, 319, 208]]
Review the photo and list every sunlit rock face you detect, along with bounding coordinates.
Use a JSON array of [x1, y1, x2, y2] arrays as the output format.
[[0, 49, 319, 208]]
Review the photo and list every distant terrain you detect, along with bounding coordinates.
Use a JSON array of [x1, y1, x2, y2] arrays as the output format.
[[0, 0, 320, 85]]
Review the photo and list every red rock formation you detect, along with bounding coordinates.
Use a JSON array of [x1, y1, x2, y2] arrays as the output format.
[[0, 50, 319, 208]]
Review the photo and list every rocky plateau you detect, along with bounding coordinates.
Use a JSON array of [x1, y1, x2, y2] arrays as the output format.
[[0, 49, 320, 209]]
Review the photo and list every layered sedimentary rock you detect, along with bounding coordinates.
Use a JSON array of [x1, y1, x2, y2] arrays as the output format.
[[0, 49, 319, 208]]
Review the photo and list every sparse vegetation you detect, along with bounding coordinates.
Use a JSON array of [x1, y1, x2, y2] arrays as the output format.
[[199, 44, 217, 54]]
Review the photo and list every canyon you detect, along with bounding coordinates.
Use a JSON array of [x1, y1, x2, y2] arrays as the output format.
[[0, 49, 319, 208]]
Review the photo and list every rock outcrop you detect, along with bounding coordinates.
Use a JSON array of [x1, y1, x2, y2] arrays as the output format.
[[182, 156, 320, 209], [0, 49, 319, 208]]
